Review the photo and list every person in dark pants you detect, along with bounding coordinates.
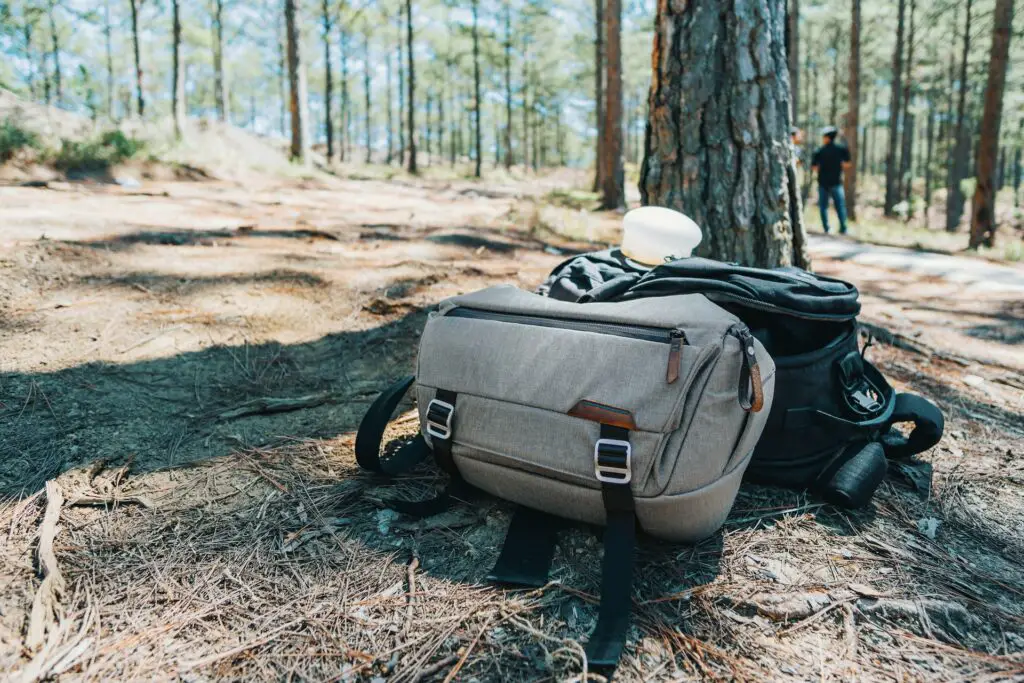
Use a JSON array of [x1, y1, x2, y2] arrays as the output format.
[[811, 126, 851, 234]]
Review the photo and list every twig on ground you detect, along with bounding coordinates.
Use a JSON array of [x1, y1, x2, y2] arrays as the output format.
[[443, 615, 495, 683], [216, 393, 339, 421], [65, 492, 154, 509], [410, 653, 460, 682], [26, 480, 66, 651]]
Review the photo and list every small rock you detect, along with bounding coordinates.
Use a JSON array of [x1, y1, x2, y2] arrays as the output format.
[[543, 246, 563, 256], [114, 175, 141, 189], [377, 508, 399, 535], [917, 517, 942, 540]]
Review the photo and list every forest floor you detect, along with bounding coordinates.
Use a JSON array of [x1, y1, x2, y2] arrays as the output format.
[[1, 169, 1023, 682]]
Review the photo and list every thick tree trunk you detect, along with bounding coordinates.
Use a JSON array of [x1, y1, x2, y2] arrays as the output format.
[[364, 30, 372, 164], [172, 0, 185, 139], [641, 0, 794, 267], [472, 0, 482, 178], [213, 0, 229, 122], [599, 0, 623, 208], [845, 0, 860, 222], [969, 0, 1013, 249], [947, 0, 973, 232], [787, 0, 799, 126], [898, 0, 915, 202], [405, 0, 417, 174], [285, 0, 309, 164], [322, 0, 334, 161], [104, 0, 114, 119], [923, 93, 935, 228], [884, 0, 905, 216], [592, 0, 604, 191], [504, 1, 513, 169], [47, 0, 61, 107], [129, 0, 144, 117]]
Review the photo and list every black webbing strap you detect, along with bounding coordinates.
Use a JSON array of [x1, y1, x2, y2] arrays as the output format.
[[355, 375, 432, 475], [585, 423, 636, 670], [881, 393, 944, 461], [487, 506, 563, 587]]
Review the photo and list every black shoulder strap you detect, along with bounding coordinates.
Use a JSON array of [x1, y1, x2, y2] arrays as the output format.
[[355, 375, 431, 475], [882, 393, 944, 461]]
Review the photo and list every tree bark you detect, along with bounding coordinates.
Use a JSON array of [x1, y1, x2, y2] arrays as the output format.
[[213, 0, 229, 122], [129, 0, 145, 117], [884, 0, 905, 216], [425, 93, 432, 164], [46, 0, 61, 107], [968, 0, 1013, 249], [385, 48, 393, 164], [322, 0, 334, 161], [172, 0, 185, 139], [845, 0, 860, 222], [504, 0, 513, 169], [104, 0, 114, 119], [405, 0, 417, 174], [599, 0, 623, 208], [364, 30, 372, 164], [996, 147, 1006, 191], [641, 0, 795, 267], [828, 28, 839, 126], [947, 0, 972, 231], [285, 0, 309, 164], [898, 0, 915, 202], [340, 28, 349, 161], [522, 37, 530, 172], [396, 13, 405, 165], [472, 0, 482, 178], [278, 9, 287, 136], [923, 91, 935, 228], [592, 0, 604, 191], [787, 0, 799, 127]]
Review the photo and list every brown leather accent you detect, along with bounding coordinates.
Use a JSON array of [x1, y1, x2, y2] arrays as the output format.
[[749, 363, 765, 413], [568, 400, 638, 430], [666, 337, 681, 384]]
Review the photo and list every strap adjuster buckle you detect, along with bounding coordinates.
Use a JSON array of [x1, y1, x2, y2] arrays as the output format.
[[425, 399, 454, 440], [594, 439, 632, 484]]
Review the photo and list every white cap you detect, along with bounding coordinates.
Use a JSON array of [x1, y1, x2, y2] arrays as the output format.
[[620, 207, 703, 266]]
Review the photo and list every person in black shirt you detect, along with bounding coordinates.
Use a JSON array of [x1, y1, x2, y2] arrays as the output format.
[[811, 126, 851, 234]]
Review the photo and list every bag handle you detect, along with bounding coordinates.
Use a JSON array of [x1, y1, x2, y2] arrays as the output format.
[[881, 393, 944, 461], [355, 375, 431, 475]]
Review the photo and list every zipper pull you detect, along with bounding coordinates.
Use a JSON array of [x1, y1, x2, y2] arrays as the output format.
[[735, 328, 764, 412], [666, 329, 686, 383]]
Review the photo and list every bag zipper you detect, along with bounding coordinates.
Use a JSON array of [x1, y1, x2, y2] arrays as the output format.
[[445, 306, 689, 383], [731, 326, 765, 412]]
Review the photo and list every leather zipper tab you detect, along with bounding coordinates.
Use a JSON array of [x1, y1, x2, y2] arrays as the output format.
[[735, 328, 764, 412], [666, 329, 686, 384]]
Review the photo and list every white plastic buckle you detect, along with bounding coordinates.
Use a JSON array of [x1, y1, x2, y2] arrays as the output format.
[[425, 399, 454, 440], [594, 439, 632, 484]]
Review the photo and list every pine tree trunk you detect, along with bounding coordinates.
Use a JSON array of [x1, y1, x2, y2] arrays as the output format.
[[213, 0, 229, 122], [472, 0, 482, 178], [787, 0, 799, 126], [172, 0, 185, 139], [437, 85, 445, 166], [504, 1, 513, 169], [129, 0, 144, 117], [522, 39, 530, 172], [923, 92, 935, 228], [364, 30, 372, 164], [279, 12, 287, 136], [449, 83, 456, 166], [592, 0, 604, 191], [405, 0, 417, 174], [884, 0, 905, 216], [425, 94, 432, 164], [641, 0, 795, 267], [947, 0, 973, 231], [322, 0, 334, 161], [996, 148, 1006, 191], [340, 29, 349, 161], [968, 0, 1013, 249], [1014, 130, 1022, 207], [898, 0, 915, 202], [104, 0, 114, 119], [828, 29, 839, 126], [599, 0, 623, 208], [845, 0, 860, 222], [47, 0, 61, 107], [285, 0, 309, 164], [901, 113, 915, 214], [385, 49, 393, 164]]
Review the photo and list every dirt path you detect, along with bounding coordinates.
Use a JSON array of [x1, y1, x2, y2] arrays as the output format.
[[1, 177, 1022, 681]]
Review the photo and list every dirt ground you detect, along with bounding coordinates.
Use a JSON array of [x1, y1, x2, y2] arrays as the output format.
[[1, 173, 1023, 682]]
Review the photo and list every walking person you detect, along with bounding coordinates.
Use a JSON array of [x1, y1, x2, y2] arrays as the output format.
[[811, 126, 851, 234]]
